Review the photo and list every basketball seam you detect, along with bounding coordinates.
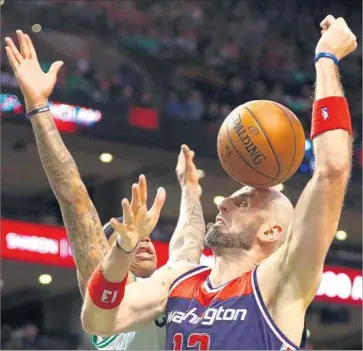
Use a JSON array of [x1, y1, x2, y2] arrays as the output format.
[[243, 106, 281, 179], [271, 102, 297, 179], [226, 117, 282, 182]]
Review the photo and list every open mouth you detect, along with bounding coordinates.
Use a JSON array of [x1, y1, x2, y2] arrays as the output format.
[[215, 216, 226, 226], [135, 245, 154, 260]]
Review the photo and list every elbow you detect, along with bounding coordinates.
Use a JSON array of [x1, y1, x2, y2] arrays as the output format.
[[81, 308, 115, 338], [315, 157, 351, 181], [57, 181, 89, 205]]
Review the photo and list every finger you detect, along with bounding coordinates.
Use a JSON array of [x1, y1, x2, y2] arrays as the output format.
[[5, 47, 20, 72], [131, 183, 141, 214], [184, 147, 196, 173], [24, 34, 38, 60], [181, 144, 190, 153], [121, 198, 134, 225], [48, 61, 64, 80], [17, 30, 30, 59], [4, 37, 23, 64], [139, 174, 147, 204], [336, 17, 347, 26], [176, 146, 185, 167], [320, 15, 336, 30], [182, 144, 192, 163], [110, 217, 127, 235], [148, 187, 166, 219]]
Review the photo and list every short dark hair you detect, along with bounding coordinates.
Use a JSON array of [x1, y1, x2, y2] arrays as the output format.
[[102, 216, 123, 240]]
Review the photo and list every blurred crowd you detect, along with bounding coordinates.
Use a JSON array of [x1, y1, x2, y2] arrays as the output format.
[[4, 0, 361, 139], [1, 324, 39, 350], [0, 323, 78, 350]]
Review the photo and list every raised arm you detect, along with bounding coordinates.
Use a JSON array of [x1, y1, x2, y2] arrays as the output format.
[[4, 31, 109, 294], [261, 16, 357, 306], [169, 145, 206, 263], [81, 175, 182, 336]]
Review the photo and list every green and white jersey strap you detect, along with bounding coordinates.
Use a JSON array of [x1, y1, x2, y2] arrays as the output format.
[[91, 275, 166, 350], [92, 333, 137, 350]]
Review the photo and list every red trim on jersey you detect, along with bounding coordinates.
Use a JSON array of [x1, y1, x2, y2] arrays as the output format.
[[169, 269, 254, 307]]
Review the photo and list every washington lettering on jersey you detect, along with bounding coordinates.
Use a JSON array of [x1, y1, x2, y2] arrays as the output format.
[[165, 266, 307, 350], [168, 306, 247, 326]]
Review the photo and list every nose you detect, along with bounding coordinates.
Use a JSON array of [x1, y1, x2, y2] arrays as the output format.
[[217, 197, 234, 213], [140, 237, 151, 243]]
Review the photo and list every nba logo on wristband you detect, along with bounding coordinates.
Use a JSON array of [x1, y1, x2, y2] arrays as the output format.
[[101, 289, 119, 304], [321, 107, 329, 120], [311, 97, 352, 139]]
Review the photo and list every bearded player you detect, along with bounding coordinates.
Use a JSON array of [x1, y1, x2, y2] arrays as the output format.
[[4, 31, 206, 350], [80, 15, 356, 350]]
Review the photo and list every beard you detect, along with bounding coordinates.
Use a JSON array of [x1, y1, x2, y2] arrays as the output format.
[[204, 226, 254, 251], [204, 216, 264, 251]]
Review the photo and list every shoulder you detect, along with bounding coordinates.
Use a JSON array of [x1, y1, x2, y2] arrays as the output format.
[[152, 261, 199, 285], [169, 265, 210, 294]]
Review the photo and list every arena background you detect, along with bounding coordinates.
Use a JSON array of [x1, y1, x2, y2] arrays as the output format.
[[1, 0, 362, 349]]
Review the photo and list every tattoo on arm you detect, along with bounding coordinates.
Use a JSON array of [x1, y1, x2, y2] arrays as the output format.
[[30, 112, 109, 285], [61, 201, 109, 279], [169, 189, 205, 263]]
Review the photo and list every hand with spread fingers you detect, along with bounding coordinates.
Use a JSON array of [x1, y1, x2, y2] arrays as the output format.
[[4, 30, 63, 110], [176, 144, 202, 197], [109, 175, 166, 253]]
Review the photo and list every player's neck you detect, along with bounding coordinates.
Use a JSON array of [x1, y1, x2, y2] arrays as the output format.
[[209, 250, 259, 287]]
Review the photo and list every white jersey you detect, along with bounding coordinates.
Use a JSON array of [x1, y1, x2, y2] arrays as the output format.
[[92, 278, 166, 350]]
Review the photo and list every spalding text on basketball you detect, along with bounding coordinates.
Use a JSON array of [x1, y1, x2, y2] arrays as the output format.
[[233, 115, 267, 166]]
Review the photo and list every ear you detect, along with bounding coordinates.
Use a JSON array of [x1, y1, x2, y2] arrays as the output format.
[[257, 223, 283, 245]]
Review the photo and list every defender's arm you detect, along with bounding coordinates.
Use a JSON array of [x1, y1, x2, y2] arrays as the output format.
[[30, 87, 109, 285], [81, 241, 194, 336], [4, 31, 109, 291], [169, 145, 205, 263]]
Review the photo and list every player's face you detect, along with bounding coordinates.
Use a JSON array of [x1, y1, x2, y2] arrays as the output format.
[[130, 238, 157, 278], [108, 235, 157, 278], [205, 186, 268, 251]]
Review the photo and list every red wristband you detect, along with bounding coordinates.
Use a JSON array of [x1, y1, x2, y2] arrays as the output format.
[[87, 266, 128, 309], [311, 96, 352, 139]]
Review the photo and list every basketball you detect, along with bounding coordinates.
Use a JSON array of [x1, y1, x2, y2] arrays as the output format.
[[217, 100, 305, 187]]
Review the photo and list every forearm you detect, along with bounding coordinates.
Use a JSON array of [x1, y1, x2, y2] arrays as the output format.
[[29, 108, 109, 279], [169, 186, 205, 263], [314, 58, 344, 99], [100, 242, 134, 283], [61, 203, 109, 280], [29, 109, 83, 204], [313, 59, 352, 176], [77, 270, 86, 299], [82, 245, 136, 336]]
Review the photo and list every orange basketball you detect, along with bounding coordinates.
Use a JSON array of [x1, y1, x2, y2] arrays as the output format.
[[217, 100, 305, 187]]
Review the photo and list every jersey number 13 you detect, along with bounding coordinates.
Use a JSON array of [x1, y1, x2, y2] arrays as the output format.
[[173, 333, 211, 350]]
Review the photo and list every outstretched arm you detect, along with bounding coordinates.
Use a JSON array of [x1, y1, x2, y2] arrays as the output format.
[[261, 16, 357, 307], [169, 145, 206, 263], [4, 31, 109, 292], [82, 246, 191, 336], [81, 176, 194, 336]]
